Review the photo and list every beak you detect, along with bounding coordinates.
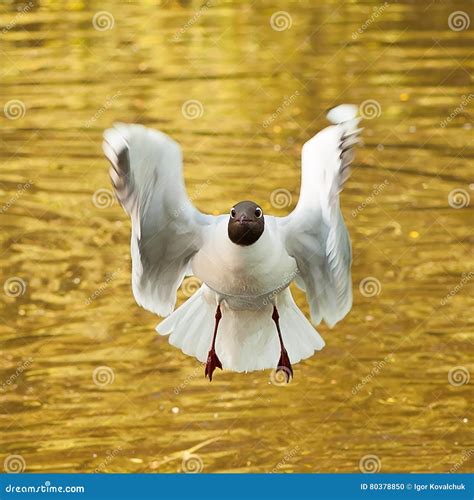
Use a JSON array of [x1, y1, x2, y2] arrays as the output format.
[[237, 215, 250, 224]]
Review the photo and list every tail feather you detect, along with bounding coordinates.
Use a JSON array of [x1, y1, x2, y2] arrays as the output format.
[[157, 285, 325, 372], [157, 286, 214, 363], [175, 297, 209, 352], [180, 305, 213, 360]]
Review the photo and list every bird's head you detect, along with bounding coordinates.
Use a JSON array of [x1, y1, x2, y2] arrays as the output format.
[[227, 200, 265, 246]]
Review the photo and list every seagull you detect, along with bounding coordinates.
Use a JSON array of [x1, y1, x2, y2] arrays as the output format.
[[103, 104, 361, 382]]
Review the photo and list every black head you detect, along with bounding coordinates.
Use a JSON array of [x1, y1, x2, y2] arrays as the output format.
[[227, 201, 265, 246]]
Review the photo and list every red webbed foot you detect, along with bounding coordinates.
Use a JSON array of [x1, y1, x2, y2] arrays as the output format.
[[205, 349, 222, 381]]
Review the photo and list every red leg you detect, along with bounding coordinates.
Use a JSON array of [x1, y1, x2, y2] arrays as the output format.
[[272, 306, 293, 382], [205, 305, 223, 381]]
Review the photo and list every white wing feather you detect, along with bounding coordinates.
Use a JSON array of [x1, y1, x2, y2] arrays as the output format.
[[103, 123, 214, 317], [280, 104, 362, 327]]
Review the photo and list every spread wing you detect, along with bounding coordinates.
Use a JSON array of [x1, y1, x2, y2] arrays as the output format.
[[278, 104, 362, 327], [103, 123, 214, 317]]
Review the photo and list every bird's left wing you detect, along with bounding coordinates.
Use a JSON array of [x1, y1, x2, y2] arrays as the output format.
[[278, 105, 362, 327], [103, 123, 214, 317]]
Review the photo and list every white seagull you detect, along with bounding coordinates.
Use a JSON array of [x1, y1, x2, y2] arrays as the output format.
[[103, 104, 361, 382]]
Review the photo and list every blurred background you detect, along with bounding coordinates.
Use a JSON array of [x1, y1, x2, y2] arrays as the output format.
[[0, 0, 472, 474]]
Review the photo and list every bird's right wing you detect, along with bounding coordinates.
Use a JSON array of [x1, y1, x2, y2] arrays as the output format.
[[103, 123, 214, 317]]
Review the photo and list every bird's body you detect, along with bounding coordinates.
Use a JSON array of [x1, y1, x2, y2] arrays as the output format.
[[103, 104, 362, 381], [191, 215, 297, 303]]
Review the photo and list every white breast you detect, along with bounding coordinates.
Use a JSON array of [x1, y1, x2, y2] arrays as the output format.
[[191, 216, 298, 299]]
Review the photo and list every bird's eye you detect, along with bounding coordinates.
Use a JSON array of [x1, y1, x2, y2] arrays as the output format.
[[230, 208, 236, 218], [255, 207, 263, 218]]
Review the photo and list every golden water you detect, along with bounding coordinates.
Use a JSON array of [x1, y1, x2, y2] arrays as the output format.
[[1, 0, 472, 473]]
